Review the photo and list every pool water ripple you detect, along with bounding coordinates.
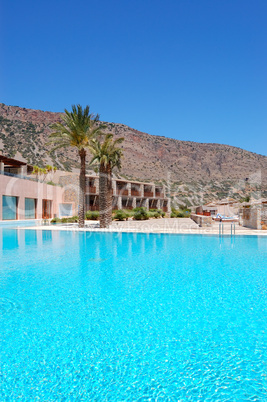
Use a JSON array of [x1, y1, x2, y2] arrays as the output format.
[[0, 229, 266, 400], [0, 297, 21, 315]]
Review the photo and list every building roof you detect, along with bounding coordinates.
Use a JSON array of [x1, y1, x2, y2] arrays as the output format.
[[0, 155, 34, 173], [0, 155, 28, 167], [87, 175, 163, 187]]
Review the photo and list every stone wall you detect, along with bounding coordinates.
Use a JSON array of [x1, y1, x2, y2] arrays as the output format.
[[59, 175, 79, 215], [190, 214, 212, 227], [242, 206, 262, 230]]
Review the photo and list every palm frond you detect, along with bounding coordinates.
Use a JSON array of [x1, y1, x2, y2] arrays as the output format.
[[89, 133, 124, 170], [48, 104, 105, 153]]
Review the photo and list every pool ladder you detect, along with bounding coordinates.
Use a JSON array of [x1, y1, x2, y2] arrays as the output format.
[[219, 223, 236, 236]]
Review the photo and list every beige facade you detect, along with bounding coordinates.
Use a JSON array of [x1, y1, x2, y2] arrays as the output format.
[[0, 156, 64, 221]]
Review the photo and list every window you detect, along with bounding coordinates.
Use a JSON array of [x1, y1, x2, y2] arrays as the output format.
[[2, 196, 18, 220], [25, 198, 36, 219]]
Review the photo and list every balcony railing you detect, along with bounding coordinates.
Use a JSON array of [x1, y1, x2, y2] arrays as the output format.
[[131, 190, 141, 196], [155, 190, 164, 198], [117, 189, 128, 196], [0, 170, 39, 182], [144, 191, 154, 198], [0, 170, 61, 187], [86, 186, 96, 194]]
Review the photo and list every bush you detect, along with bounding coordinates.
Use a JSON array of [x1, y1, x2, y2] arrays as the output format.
[[134, 207, 149, 220], [51, 216, 79, 224], [133, 207, 144, 212], [114, 210, 127, 221], [176, 211, 184, 217], [147, 209, 164, 219], [123, 209, 134, 217], [51, 217, 61, 223], [67, 216, 79, 223], [85, 211, 99, 220], [170, 209, 190, 218], [60, 216, 78, 223]]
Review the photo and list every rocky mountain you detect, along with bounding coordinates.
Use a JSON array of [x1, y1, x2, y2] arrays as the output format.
[[0, 103, 266, 206]]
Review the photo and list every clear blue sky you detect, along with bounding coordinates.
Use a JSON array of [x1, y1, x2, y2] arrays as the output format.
[[1, 0, 266, 155]]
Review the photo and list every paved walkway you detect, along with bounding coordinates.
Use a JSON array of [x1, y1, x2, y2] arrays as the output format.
[[23, 218, 267, 236]]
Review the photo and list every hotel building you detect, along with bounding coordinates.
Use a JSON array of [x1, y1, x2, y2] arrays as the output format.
[[0, 155, 170, 221]]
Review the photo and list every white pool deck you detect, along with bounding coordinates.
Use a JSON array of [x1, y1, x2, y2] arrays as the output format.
[[18, 218, 267, 236]]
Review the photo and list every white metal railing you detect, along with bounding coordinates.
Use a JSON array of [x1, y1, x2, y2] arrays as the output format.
[[219, 222, 236, 236]]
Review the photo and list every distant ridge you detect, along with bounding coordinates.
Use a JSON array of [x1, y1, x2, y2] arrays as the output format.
[[0, 103, 266, 205]]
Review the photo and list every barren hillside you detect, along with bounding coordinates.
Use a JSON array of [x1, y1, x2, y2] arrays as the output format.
[[0, 103, 266, 205]]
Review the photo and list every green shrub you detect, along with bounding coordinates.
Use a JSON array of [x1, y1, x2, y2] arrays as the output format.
[[148, 209, 164, 218], [134, 207, 149, 220], [66, 216, 79, 223], [133, 207, 144, 212], [123, 209, 134, 217], [176, 211, 184, 217], [171, 209, 190, 218], [114, 210, 127, 221], [51, 217, 61, 223], [51, 216, 78, 224], [85, 211, 99, 220]]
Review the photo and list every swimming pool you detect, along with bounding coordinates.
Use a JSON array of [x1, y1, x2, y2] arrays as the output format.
[[0, 229, 266, 400]]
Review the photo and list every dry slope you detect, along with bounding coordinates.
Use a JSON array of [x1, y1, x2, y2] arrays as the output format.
[[0, 103, 266, 205]]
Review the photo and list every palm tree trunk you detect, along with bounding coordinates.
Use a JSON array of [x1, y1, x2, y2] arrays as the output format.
[[106, 164, 113, 226], [78, 148, 86, 228], [99, 163, 113, 228]]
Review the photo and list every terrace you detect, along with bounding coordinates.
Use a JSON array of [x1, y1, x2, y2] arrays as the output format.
[[86, 177, 97, 194], [155, 187, 164, 198], [0, 155, 35, 181], [144, 185, 154, 198], [131, 183, 141, 197], [116, 181, 128, 196]]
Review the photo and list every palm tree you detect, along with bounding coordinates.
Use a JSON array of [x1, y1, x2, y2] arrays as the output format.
[[89, 134, 124, 228], [49, 105, 104, 227]]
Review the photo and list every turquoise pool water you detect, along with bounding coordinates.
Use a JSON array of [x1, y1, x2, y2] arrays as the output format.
[[0, 229, 266, 401]]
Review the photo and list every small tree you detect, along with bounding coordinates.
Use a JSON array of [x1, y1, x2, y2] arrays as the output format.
[[32, 165, 57, 183]]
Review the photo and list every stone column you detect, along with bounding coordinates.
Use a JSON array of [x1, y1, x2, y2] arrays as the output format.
[[126, 182, 131, 197], [151, 184, 156, 198], [132, 197, 136, 209], [144, 198, 149, 211], [112, 180, 117, 196], [117, 196, 122, 210], [0, 162, 4, 173], [95, 176, 100, 194], [18, 165, 27, 177], [256, 206, 262, 230], [140, 184, 144, 198], [167, 198, 171, 213]]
